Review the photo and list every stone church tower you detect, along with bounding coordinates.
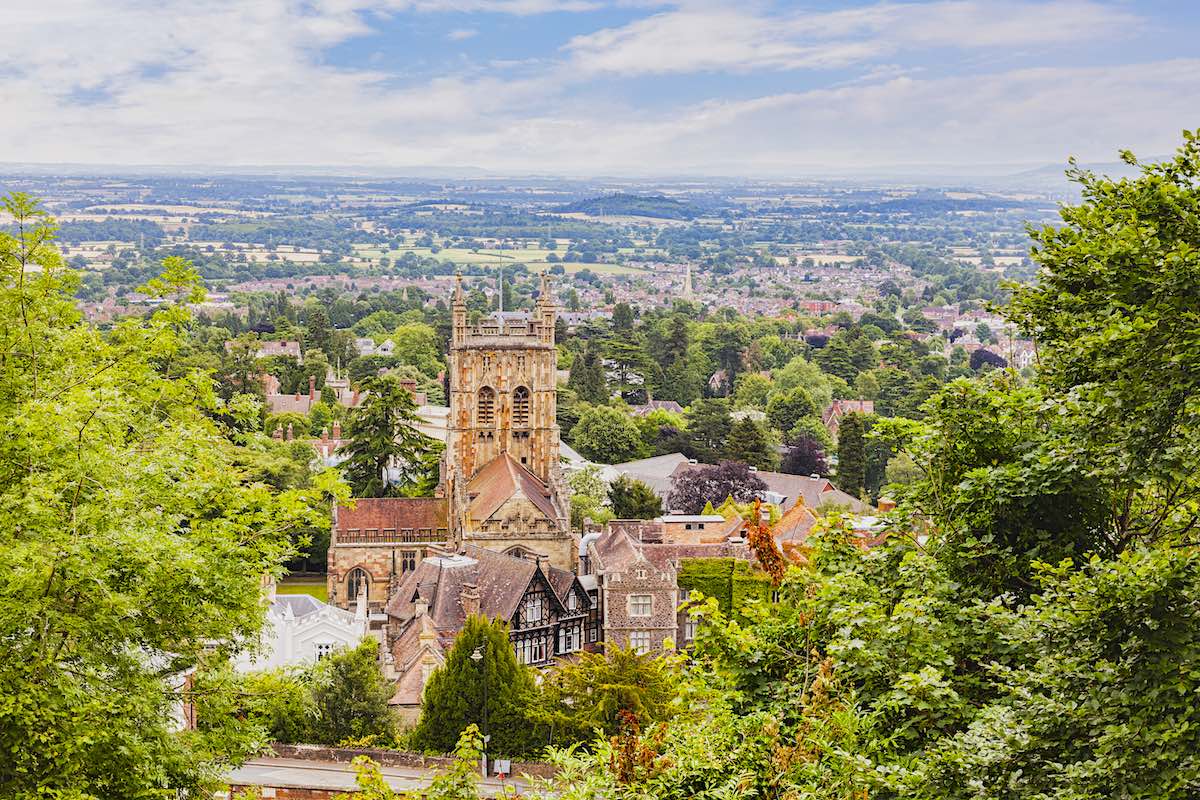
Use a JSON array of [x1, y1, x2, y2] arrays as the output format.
[[444, 273, 575, 571]]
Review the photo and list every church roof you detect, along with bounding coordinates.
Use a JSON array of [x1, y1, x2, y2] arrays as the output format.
[[466, 453, 558, 524], [335, 497, 449, 533]]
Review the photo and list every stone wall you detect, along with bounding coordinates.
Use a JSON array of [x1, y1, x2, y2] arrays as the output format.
[[269, 743, 559, 779]]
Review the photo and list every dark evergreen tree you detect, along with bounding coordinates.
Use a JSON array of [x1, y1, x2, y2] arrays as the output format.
[[612, 302, 635, 331], [685, 399, 733, 463], [410, 616, 541, 757], [567, 344, 607, 404], [305, 304, 332, 357], [608, 475, 663, 519], [725, 417, 776, 469], [836, 412, 867, 497], [340, 374, 435, 497]]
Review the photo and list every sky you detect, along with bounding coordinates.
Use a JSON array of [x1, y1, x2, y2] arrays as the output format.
[[3, 0, 1200, 176]]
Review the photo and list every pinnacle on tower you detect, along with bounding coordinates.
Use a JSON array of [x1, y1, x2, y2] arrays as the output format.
[[453, 271, 465, 305]]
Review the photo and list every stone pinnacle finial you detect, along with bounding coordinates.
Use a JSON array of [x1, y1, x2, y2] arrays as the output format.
[[453, 271, 465, 304]]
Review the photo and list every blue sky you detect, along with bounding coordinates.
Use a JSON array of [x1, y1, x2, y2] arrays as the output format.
[[4, 1, 1200, 175]]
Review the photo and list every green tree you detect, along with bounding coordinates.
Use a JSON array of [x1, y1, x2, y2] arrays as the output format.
[[0, 194, 340, 798], [773, 355, 834, 411], [310, 639, 397, 745], [685, 398, 733, 463], [570, 405, 644, 464], [731, 372, 773, 409], [389, 322, 444, 379], [567, 464, 613, 529], [537, 647, 680, 746], [612, 302, 634, 331], [305, 303, 332, 356], [566, 343, 607, 404], [1006, 134, 1200, 552], [725, 417, 777, 470], [411, 616, 541, 757], [836, 412, 867, 497], [765, 385, 817, 434], [608, 475, 663, 519], [341, 374, 436, 497]]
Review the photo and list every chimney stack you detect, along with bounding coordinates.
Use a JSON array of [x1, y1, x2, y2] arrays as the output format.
[[332, 420, 342, 439], [309, 375, 317, 400], [459, 584, 481, 617]]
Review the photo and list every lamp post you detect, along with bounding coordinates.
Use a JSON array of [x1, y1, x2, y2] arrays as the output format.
[[469, 645, 488, 778]]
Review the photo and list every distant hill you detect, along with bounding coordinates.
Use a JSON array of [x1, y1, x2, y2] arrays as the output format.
[[557, 193, 701, 220]]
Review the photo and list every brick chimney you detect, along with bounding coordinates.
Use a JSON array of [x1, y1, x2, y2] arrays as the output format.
[[309, 375, 317, 400], [332, 420, 342, 439], [459, 584, 481, 617]]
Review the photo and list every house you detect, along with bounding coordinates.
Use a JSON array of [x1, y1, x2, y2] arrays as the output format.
[[583, 518, 753, 652], [234, 581, 368, 672], [384, 545, 595, 716], [584, 526, 678, 654], [235, 339, 303, 361], [629, 400, 685, 417], [820, 399, 875, 440]]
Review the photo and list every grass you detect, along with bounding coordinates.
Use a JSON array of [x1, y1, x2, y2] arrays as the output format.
[[277, 577, 328, 603]]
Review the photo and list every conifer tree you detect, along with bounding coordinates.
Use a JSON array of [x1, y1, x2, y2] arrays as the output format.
[[836, 412, 867, 497], [340, 374, 434, 497], [726, 417, 776, 470], [410, 616, 542, 757], [567, 344, 607, 404]]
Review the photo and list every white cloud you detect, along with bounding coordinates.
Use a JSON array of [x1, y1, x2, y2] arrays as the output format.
[[447, 27, 480, 40], [0, 1, 1187, 175], [565, 0, 1141, 76]]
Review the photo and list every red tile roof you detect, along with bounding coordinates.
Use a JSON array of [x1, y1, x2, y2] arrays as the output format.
[[466, 453, 557, 524], [336, 497, 449, 532]]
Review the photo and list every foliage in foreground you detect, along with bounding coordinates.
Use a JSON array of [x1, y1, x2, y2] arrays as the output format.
[[0, 193, 344, 798]]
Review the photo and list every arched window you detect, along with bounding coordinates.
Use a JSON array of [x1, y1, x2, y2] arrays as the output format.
[[512, 386, 530, 427], [347, 568, 370, 605], [477, 386, 495, 425]]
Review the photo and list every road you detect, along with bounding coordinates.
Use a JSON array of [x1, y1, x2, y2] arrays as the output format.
[[227, 756, 537, 797]]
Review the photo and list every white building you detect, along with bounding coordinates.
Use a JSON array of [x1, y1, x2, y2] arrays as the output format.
[[234, 584, 369, 672]]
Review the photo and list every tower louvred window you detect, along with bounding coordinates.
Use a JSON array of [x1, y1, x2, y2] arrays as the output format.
[[478, 386, 495, 425], [513, 386, 530, 427]]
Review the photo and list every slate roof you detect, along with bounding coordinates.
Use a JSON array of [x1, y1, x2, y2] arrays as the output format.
[[385, 545, 578, 634], [271, 593, 325, 618], [665, 462, 870, 513], [466, 453, 558, 524]]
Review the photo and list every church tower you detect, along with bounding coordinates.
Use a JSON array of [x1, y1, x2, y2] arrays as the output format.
[[445, 273, 574, 570]]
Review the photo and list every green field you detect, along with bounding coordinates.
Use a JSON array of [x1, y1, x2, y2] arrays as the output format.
[[353, 244, 645, 275], [277, 577, 328, 603]]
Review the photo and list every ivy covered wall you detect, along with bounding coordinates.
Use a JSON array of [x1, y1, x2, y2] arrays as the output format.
[[678, 558, 773, 617]]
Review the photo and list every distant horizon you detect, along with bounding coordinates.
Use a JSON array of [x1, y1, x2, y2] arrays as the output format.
[[0, 154, 1149, 186]]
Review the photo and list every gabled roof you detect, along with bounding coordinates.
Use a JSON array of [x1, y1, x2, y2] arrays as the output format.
[[467, 453, 558, 524], [385, 545, 581, 633]]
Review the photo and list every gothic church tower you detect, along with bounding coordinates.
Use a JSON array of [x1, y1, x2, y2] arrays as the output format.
[[444, 273, 574, 570]]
